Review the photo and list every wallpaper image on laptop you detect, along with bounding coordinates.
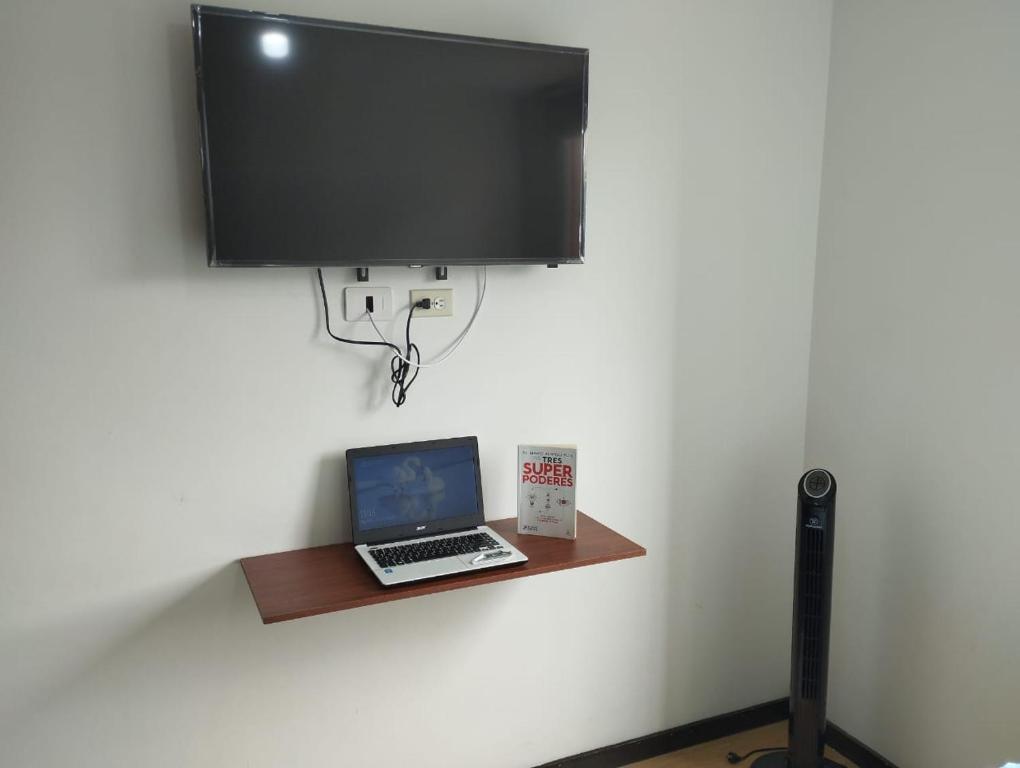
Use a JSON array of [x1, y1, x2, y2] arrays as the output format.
[[352, 445, 480, 532]]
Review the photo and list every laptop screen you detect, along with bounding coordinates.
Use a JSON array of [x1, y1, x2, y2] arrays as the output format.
[[347, 438, 484, 544]]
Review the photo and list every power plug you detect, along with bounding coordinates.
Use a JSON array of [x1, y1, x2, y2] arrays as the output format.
[[409, 289, 452, 317]]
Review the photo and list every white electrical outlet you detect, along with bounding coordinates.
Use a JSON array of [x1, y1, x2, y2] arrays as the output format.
[[343, 286, 394, 321], [410, 288, 453, 317]]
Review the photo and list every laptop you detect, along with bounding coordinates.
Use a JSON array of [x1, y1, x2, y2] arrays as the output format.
[[347, 436, 528, 587]]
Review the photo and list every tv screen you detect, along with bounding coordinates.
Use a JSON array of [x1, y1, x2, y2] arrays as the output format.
[[191, 6, 588, 267]]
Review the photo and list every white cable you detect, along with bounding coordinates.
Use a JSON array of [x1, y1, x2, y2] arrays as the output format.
[[367, 266, 486, 369]]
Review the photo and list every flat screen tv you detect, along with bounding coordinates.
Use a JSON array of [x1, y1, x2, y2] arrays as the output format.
[[191, 5, 588, 267]]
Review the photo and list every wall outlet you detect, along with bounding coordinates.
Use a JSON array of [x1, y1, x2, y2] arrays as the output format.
[[410, 288, 453, 317], [343, 286, 394, 322]]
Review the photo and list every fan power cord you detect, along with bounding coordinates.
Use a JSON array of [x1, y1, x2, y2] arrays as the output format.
[[726, 748, 784, 764], [726, 748, 846, 768]]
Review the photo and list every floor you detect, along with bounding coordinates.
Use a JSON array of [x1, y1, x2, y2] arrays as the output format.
[[626, 722, 859, 768]]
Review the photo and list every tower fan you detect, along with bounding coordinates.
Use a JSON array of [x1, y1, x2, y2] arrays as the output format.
[[740, 469, 841, 768]]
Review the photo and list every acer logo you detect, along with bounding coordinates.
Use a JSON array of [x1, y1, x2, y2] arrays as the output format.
[[416, 525, 426, 531]]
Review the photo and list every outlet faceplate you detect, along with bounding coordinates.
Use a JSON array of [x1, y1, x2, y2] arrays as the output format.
[[410, 288, 453, 317], [343, 286, 394, 322]]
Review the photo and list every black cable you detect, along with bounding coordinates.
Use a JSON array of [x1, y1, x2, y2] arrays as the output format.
[[316, 267, 422, 408], [390, 303, 420, 407], [726, 748, 784, 764], [316, 268, 400, 353], [726, 748, 845, 768]]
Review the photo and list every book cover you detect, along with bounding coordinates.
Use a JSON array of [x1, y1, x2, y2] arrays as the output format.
[[517, 444, 577, 539]]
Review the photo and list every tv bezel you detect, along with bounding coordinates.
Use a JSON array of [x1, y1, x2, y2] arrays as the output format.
[[191, 5, 589, 268]]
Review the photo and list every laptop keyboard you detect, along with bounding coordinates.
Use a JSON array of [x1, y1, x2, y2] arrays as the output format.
[[370, 532, 500, 568]]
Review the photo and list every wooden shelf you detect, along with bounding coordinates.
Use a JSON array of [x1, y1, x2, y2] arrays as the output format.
[[240, 512, 645, 624]]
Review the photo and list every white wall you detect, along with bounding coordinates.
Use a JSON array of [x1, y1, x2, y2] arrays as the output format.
[[0, 1, 832, 766], [806, 2, 1020, 766]]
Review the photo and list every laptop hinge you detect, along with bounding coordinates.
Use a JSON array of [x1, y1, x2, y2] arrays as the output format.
[[370, 525, 480, 547]]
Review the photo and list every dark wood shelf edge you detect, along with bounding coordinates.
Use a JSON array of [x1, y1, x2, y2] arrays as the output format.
[[247, 543, 646, 623], [240, 512, 645, 624]]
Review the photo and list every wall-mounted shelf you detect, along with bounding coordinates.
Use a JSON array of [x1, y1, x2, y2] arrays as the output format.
[[240, 512, 645, 624]]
